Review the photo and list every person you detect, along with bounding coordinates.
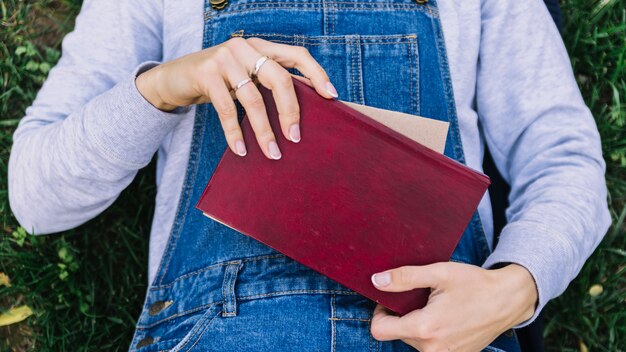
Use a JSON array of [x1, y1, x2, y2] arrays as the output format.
[[484, 0, 562, 350], [8, 0, 610, 351]]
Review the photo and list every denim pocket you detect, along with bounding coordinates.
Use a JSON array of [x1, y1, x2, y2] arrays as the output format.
[[131, 303, 222, 352], [231, 31, 420, 116], [169, 304, 222, 352], [182, 293, 334, 351]]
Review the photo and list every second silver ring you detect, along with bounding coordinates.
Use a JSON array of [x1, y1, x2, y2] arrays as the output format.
[[234, 77, 253, 91], [252, 56, 270, 78]]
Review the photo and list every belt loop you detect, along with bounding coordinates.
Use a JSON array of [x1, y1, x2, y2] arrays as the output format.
[[221, 260, 243, 317]]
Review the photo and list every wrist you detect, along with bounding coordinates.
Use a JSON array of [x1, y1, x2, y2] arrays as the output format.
[[136, 67, 178, 112], [490, 263, 538, 327]]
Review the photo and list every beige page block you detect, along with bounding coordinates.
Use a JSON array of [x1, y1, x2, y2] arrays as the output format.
[[340, 101, 449, 154]]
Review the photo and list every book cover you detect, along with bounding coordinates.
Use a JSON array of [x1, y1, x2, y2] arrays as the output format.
[[196, 78, 490, 315]]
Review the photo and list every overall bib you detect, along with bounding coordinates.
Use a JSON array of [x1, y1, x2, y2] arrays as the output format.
[[130, 0, 521, 351]]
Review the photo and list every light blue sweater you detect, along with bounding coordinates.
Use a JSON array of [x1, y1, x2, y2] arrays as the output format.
[[8, 0, 611, 327]]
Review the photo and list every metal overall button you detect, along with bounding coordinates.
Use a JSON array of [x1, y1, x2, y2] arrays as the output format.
[[136, 336, 155, 348], [148, 300, 173, 316], [414, 0, 428, 4], [210, 0, 228, 10]]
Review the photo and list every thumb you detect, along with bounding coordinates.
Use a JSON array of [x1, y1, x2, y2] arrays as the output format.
[[371, 263, 447, 292]]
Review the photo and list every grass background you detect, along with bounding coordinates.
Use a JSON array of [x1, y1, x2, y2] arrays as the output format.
[[0, 0, 624, 350]]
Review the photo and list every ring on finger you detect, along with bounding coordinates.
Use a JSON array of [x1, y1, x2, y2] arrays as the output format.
[[252, 55, 270, 78], [234, 77, 253, 91]]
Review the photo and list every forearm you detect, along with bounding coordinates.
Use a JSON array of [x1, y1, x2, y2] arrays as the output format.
[[8, 63, 184, 234], [476, 0, 612, 327], [483, 173, 610, 327]]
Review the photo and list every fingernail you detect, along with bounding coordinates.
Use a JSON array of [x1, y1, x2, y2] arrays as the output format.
[[289, 124, 301, 143], [325, 81, 338, 98], [235, 140, 247, 156], [371, 272, 391, 287], [268, 141, 282, 160]]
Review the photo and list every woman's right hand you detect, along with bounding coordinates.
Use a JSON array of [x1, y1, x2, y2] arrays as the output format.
[[136, 37, 338, 159]]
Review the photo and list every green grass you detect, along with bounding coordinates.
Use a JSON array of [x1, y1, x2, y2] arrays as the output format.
[[0, 0, 624, 351], [1, 1, 153, 351], [542, 1, 626, 350]]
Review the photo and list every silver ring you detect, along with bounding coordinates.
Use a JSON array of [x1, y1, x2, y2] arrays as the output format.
[[234, 77, 253, 91], [252, 56, 270, 78]]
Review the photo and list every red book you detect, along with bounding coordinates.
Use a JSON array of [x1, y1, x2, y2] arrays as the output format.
[[196, 78, 490, 315]]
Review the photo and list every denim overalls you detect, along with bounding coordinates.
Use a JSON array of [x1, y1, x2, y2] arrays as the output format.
[[129, 0, 521, 351]]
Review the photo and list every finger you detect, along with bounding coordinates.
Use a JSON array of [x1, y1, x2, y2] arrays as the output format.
[[370, 305, 414, 341], [291, 74, 314, 88], [371, 263, 448, 292], [205, 76, 247, 157], [219, 48, 281, 160], [246, 37, 338, 100], [227, 39, 301, 143], [234, 80, 281, 160], [253, 59, 301, 142]]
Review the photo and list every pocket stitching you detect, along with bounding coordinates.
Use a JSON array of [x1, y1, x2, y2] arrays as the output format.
[[209, 2, 435, 17], [233, 31, 418, 43], [136, 302, 220, 330], [170, 305, 222, 352], [233, 31, 420, 117]]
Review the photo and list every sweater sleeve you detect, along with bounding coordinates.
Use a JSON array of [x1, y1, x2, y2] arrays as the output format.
[[476, 0, 611, 327], [8, 0, 184, 234]]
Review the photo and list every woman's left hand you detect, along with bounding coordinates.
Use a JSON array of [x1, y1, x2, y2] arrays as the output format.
[[370, 262, 538, 352]]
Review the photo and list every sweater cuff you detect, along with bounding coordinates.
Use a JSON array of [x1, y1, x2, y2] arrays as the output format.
[[83, 61, 189, 169], [482, 221, 569, 328]]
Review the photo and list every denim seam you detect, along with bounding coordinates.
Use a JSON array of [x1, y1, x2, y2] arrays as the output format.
[[138, 289, 359, 325], [350, 37, 357, 103], [238, 32, 418, 41], [206, 3, 435, 15], [330, 0, 336, 34], [407, 39, 416, 115], [322, 0, 329, 35], [137, 302, 221, 329], [238, 289, 358, 300], [413, 39, 420, 115], [179, 312, 220, 351], [329, 317, 371, 322], [369, 319, 380, 352], [215, 1, 430, 5], [150, 254, 285, 290], [306, 41, 417, 46], [369, 321, 373, 352], [209, 6, 431, 17], [236, 39, 418, 46], [355, 35, 365, 104], [151, 262, 227, 291], [173, 307, 222, 352], [180, 311, 222, 352], [331, 294, 337, 352]]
